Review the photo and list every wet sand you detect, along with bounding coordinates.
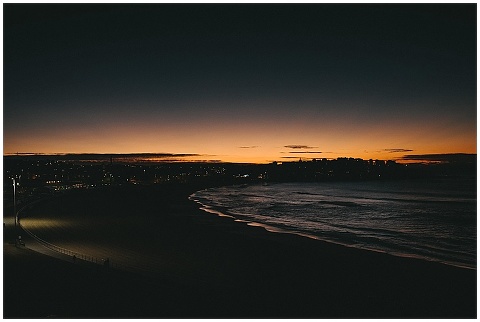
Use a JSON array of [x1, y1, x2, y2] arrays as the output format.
[[4, 183, 477, 318]]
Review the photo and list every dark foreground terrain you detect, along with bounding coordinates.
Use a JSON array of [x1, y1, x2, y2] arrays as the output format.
[[4, 183, 477, 318]]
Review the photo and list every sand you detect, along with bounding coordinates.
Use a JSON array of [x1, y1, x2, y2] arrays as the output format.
[[4, 182, 477, 318]]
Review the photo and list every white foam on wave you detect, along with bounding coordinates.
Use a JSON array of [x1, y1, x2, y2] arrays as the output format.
[[190, 183, 477, 270], [189, 194, 236, 219]]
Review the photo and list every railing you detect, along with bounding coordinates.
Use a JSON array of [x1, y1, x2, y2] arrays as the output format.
[[16, 197, 128, 271], [20, 223, 98, 262]]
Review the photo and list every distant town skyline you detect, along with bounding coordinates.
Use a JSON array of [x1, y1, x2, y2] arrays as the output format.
[[2, 152, 477, 165], [3, 4, 476, 163]]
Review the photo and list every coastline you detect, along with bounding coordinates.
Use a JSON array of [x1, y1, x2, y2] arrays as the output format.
[[4, 182, 477, 318], [191, 182, 476, 271]]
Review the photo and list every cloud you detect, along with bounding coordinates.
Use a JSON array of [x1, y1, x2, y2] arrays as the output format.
[[4, 153, 207, 162], [239, 146, 259, 149], [4, 152, 48, 155], [281, 151, 323, 154], [284, 145, 318, 149], [400, 153, 476, 163], [384, 148, 413, 153]]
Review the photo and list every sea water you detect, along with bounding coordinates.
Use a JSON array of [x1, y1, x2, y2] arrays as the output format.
[[191, 177, 476, 269]]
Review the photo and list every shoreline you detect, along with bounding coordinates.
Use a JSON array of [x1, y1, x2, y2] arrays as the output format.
[[190, 183, 476, 271], [5, 182, 477, 318]]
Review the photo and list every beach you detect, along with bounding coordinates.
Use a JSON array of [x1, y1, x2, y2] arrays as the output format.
[[4, 182, 477, 318]]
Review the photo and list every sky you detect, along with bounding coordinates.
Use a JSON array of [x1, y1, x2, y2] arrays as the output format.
[[3, 4, 477, 163]]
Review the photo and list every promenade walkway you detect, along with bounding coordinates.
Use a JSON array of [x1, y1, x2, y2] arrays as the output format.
[[3, 210, 164, 318]]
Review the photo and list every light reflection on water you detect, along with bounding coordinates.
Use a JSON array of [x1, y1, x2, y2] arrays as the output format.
[[191, 177, 476, 269]]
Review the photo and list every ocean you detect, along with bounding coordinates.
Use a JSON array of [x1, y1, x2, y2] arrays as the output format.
[[191, 177, 476, 269]]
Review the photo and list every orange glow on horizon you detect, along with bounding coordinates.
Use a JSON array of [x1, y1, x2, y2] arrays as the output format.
[[3, 104, 476, 164]]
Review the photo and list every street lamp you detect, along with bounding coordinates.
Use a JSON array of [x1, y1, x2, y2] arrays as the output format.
[[12, 177, 16, 232], [12, 177, 24, 246]]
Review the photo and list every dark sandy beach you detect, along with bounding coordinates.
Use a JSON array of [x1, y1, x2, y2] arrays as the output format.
[[4, 182, 477, 318]]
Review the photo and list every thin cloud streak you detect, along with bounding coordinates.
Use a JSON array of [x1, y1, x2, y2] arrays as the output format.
[[284, 145, 318, 149], [384, 149, 413, 153], [281, 151, 323, 154]]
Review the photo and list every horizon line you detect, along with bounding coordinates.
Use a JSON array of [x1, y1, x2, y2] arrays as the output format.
[[3, 152, 477, 164]]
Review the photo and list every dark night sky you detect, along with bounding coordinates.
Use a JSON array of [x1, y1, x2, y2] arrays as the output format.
[[3, 4, 476, 163]]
